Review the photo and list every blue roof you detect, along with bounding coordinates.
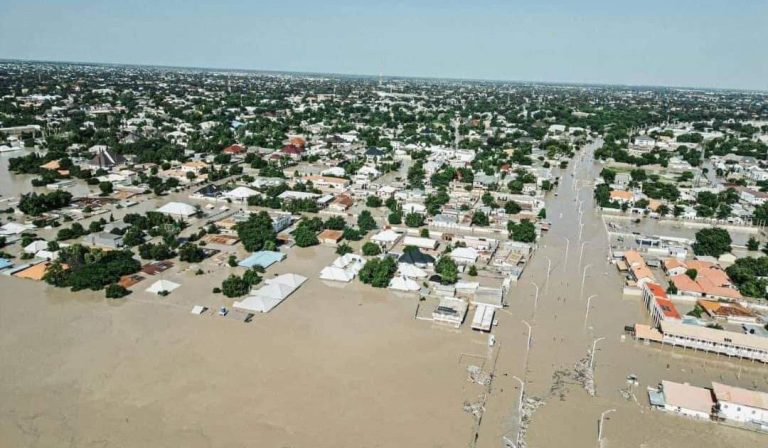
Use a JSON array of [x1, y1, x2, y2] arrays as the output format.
[[238, 251, 285, 269], [0, 258, 13, 270]]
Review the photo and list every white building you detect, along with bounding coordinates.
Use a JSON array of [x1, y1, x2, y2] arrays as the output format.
[[713, 382, 768, 429]]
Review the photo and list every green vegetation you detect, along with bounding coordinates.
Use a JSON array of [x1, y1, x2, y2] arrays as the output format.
[[44, 245, 141, 291], [105, 283, 130, 299], [178, 243, 206, 263], [236, 211, 277, 252], [508, 219, 537, 243], [692, 228, 731, 257], [362, 242, 381, 256], [336, 242, 353, 255], [404, 212, 424, 228], [357, 210, 377, 232], [293, 221, 319, 247], [435, 256, 458, 284], [358, 256, 397, 288], [18, 191, 72, 216]]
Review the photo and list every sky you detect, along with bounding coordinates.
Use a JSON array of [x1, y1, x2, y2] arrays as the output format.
[[1, 0, 766, 91]]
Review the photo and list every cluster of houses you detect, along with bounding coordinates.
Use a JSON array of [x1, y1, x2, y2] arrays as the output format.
[[616, 250, 768, 364]]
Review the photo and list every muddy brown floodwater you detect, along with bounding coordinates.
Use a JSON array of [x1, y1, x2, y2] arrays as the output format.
[[1, 142, 767, 447]]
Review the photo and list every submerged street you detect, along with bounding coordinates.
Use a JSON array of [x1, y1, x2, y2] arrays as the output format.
[[477, 141, 768, 448]]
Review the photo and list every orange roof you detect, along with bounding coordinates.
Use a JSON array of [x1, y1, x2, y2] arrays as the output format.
[[318, 229, 343, 241], [697, 300, 755, 319], [14, 262, 68, 281], [669, 260, 741, 299], [624, 250, 645, 267], [671, 274, 703, 294], [610, 190, 633, 201], [332, 194, 353, 207], [289, 137, 306, 147], [645, 282, 668, 299], [655, 298, 681, 320], [634, 323, 663, 342], [663, 258, 686, 271], [632, 264, 655, 282], [40, 160, 61, 170]]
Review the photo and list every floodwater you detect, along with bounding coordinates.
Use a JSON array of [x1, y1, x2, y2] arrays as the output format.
[[474, 141, 768, 448], [1, 141, 767, 447], [0, 149, 94, 201], [0, 242, 493, 447]]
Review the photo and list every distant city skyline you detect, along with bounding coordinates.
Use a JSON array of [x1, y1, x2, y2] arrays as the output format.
[[1, 0, 766, 91]]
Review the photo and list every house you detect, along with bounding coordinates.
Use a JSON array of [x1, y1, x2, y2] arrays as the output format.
[[624, 250, 655, 287], [83, 232, 124, 249], [329, 194, 353, 212], [302, 175, 350, 192], [223, 186, 259, 203], [87, 147, 125, 171], [696, 300, 759, 324], [610, 190, 634, 204], [713, 382, 768, 427], [155, 201, 198, 218], [402, 236, 439, 250], [642, 282, 681, 326], [432, 297, 468, 328], [317, 229, 344, 246], [388, 275, 421, 292], [665, 259, 741, 300], [364, 147, 386, 161], [371, 229, 403, 248], [280, 144, 305, 159], [222, 144, 246, 155], [238, 251, 286, 269], [319, 254, 364, 282], [652, 380, 714, 420], [398, 249, 435, 269], [233, 273, 307, 313], [450, 247, 479, 265], [658, 320, 768, 363]]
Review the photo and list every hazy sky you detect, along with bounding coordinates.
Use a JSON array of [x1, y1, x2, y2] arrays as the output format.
[[1, 0, 766, 90]]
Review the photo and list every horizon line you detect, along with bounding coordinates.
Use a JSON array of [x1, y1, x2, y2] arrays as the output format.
[[1, 57, 766, 95]]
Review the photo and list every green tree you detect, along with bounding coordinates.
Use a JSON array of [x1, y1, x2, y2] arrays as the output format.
[[599, 168, 616, 184], [747, 236, 760, 251], [504, 200, 522, 215], [692, 228, 732, 257], [179, 243, 206, 263], [366, 196, 383, 208], [388, 211, 402, 225], [362, 241, 382, 256], [471, 211, 489, 226], [293, 224, 319, 247], [98, 181, 114, 196], [324, 216, 345, 230], [236, 211, 277, 252], [221, 274, 250, 298], [435, 256, 458, 284], [404, 212, 424, 228], [508, 219, 537, 243], [336, 242, 353, 255], [685, 269, 698, 281], [357, 210, 377, 232], [105, 283, 130, 299], [358, 257, 397, 288]]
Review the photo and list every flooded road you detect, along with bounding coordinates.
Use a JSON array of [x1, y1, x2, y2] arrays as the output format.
[[476, 141, 768, 448]]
